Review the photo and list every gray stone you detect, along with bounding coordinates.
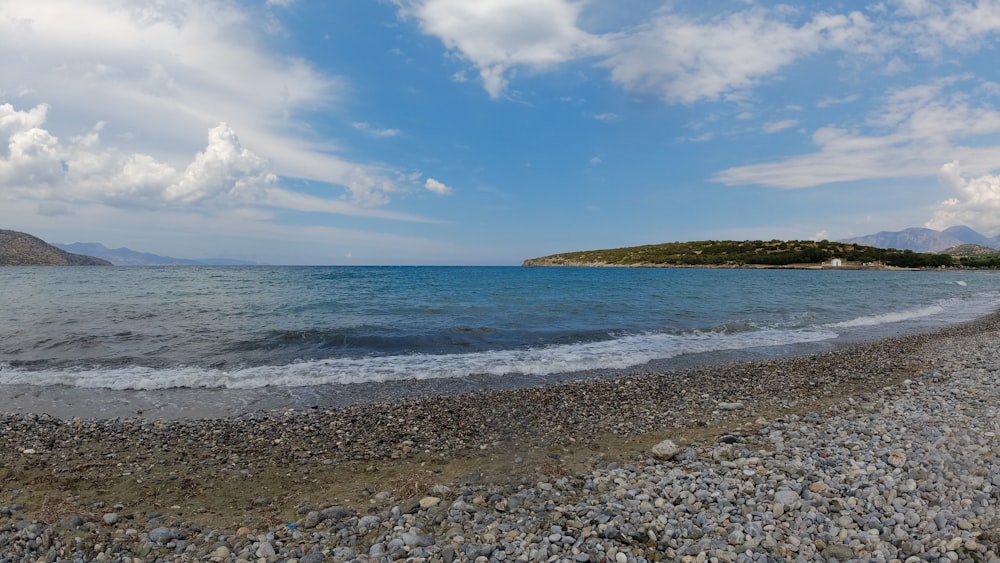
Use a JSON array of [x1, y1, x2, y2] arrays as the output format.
[[148, 527, 179, 543], [822, 543, 855, 561], [773, 489, 800, 505], [651, 439, 679, 460]]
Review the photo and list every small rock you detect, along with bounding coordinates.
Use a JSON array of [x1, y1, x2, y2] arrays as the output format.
[[822, 544, 854, 561], [148, 527, 179, 543], [419, 496, 441, 509], [773, 489, 799, 505], [887, 449, 907, 467], [651, 439, 679, 460], [401, 531, 434, 548], [209, 546, 231, 562], [256, 541, 276, 559]]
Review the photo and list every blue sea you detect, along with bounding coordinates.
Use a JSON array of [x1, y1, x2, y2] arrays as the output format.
[[1, 266, 998, 417]]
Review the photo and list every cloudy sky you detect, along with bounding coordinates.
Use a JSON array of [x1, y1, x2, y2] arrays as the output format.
[[2, 0, 1000, 264]]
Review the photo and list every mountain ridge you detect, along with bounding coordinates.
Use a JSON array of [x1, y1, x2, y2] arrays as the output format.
[[0, 230, 111, 266], [53, 242, 257, 266], [839, 225, 1000, 253]]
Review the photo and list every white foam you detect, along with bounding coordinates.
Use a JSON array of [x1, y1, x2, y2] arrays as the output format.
[[826, 304, 946, 328], [0, 326, 837, 390]]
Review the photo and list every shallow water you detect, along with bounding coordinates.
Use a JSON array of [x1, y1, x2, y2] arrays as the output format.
[[1, 266, 998, 418]]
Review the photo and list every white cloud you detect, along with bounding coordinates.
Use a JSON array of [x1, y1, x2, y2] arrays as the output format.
[[927, 161, 1000, 235], [0, 0, 410, 210], [163, 124, 276, 205], [763, 119, 798, 133], [600, 9, 874, 104], [393, 0, 606, 99], [424, 177, 453, 195], [890, 0, 1000, 57], [592, 112, 621, 122], [352, 122, 402, 138], [714, 77, 1000, 188], [0, 103, 440, 222], [817, 94, 859, 108], [1, 103, 273, 208], [395, 1, 1000, 108]]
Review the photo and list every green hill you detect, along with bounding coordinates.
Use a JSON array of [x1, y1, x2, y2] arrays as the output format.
[[0, 229, 112, 266], [523, 240, 953, 269]]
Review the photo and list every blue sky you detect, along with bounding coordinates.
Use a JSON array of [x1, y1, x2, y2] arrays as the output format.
[[2, 0, 1000, 265]]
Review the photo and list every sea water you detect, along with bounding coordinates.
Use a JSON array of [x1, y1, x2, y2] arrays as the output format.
[[1, 266, 997, 417]]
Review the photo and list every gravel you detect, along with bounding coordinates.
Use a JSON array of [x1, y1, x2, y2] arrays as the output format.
[[1, 315, 999, 561]]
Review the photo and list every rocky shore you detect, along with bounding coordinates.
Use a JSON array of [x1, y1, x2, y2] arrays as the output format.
[[1, 315, 998, 562]]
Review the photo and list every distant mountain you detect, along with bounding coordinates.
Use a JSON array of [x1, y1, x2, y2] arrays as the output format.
[[941, 226, 994, 247], [0, 230, 111, 266], [840, 226, 999, 253], [54, 242, 256, 266]]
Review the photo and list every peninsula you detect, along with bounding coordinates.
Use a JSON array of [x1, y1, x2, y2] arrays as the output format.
[[523, 239, 953, 269]]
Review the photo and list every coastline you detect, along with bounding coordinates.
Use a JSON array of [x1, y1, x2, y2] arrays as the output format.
[[1, 314, 998, 560]]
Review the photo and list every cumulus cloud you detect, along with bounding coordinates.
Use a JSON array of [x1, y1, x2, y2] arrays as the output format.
[[0, 0, 411, 211], [927, 161, 1000, 235], [0, 103, 278, 209], [394, 0, 606, 99], [424, 177, 453, 195]]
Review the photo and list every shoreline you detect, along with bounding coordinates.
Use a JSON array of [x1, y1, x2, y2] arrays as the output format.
[[1, 314, 998, 560]]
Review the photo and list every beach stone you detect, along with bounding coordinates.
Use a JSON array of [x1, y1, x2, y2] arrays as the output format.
[[401, 531, 434, 548], [102, 513, 118, 525], [651, 439, 679, 460], [303, 511, 322, 528], [419, 496, 441, 509], [773, 489, 799, 505], [256, 541, 276, 558], [209, 546, 230, 562], [718, 401, 745, 410], [319, 506, 347, 521], [888, 449, 907, 467], [822, 543, 855, 561], [148, 527, 179, 543]]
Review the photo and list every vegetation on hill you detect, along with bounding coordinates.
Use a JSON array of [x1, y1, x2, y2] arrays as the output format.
[[523, 240, 954, 268], [0, 229, 111, 266]]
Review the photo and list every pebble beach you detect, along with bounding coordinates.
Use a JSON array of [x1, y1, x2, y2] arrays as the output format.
[[1, 315, 999, 562]]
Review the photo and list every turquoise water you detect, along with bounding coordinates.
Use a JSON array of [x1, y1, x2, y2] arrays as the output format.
[[1, 266, 998, 391]]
